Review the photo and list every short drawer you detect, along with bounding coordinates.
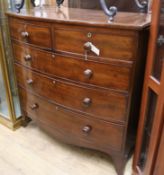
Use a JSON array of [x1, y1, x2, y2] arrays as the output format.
[[19, 87, 125, 152], [53, 24, 138, 61], [15, 64, 128, 123], [13, 42, 132, 91], [9, 17, 52, 49]]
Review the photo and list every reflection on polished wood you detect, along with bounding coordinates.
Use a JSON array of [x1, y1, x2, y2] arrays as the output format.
[[7, 6, 150, 175], [7, 6, 150, 30]]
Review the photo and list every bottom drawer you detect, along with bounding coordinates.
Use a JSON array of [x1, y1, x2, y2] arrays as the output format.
[[19, 87, 125, 152]]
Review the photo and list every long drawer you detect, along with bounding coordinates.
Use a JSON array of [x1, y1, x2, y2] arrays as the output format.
[[13, 42, 132, 92], [9, 17, 52, 49], [53, 24, 138, 61], [19, 87, 125, 152], [15, 64, 128, 123]]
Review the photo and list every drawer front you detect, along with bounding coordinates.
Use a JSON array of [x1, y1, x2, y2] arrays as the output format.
[[53, 24, 138, 61], [13, 42, 132, 91], [19, 87, 125, 152], [15, 64, 128, 123], [9, 18, 52, 49]]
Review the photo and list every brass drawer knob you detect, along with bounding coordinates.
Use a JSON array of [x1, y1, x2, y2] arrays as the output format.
[[84, 42, 92, 51], [83, 98, 92, 107], [87, 32, 92, 38], [84, 69, 93, 79], [21, 31, 29, 38], [82, 125, 92, 134], [27, 79, 34, 85], [30, 103, 38, 110], [157, 35, 164, 46], [24, 54, 32, 61]]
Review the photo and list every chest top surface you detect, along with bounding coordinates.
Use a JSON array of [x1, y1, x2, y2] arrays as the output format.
[[6, 6, 151, 30]]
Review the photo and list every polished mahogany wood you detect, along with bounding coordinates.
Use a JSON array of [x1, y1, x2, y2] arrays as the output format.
[[19, 87, 125, 152], [9, 17, 52, 49], [7, 7, 150, 175], [13, 42, 132, 92], [53, 24, 138, 61], [6, 7, 150, 30], [15, 64, 128, 124]]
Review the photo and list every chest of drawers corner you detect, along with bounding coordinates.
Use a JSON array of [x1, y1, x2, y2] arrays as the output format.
[[7, 8, 150, 175]]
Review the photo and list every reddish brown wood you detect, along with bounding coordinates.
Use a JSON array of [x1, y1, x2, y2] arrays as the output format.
[[9, 17, 52, 49], [19, 87, 125, 152], [53, 24, 138, 61], [153, 108, 164, 175], [15, 63, 128, 124], [6, 8, 150, 30], [133, 0, 164, 174], [12, 41, 132, 92], [144, 60, 164, 175], [6, 7, 150, 175]]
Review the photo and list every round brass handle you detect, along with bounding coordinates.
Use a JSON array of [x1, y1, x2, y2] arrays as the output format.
[[83, 98, 92, 107], [21, 31, 29, 38], [24, 54, 32, 61], [82, 125, 92, 134], [30, 103, 38, 110], [84, 69, 93, 79], [27, 79, 34, 85], [84, 42, 92, 51]]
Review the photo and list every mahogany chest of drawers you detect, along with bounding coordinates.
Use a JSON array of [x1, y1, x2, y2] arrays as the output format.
[[7, 7, 150, 175]]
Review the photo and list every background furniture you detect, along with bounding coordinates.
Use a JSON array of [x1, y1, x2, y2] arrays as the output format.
[[65, 0, 148, 12], [133, 0, 164, 174], [0, 0, 21, 129], [15, 0, 152, 12]]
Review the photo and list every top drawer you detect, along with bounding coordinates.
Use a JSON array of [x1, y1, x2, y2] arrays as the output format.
[[9, 18, 52, 49], [53, 24, 138, 61]]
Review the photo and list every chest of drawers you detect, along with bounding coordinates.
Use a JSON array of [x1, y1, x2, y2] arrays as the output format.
[[7, 7, 150, 175]]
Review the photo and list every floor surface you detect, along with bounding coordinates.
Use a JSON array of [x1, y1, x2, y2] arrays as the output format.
[[0, 121, 132, 175]]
